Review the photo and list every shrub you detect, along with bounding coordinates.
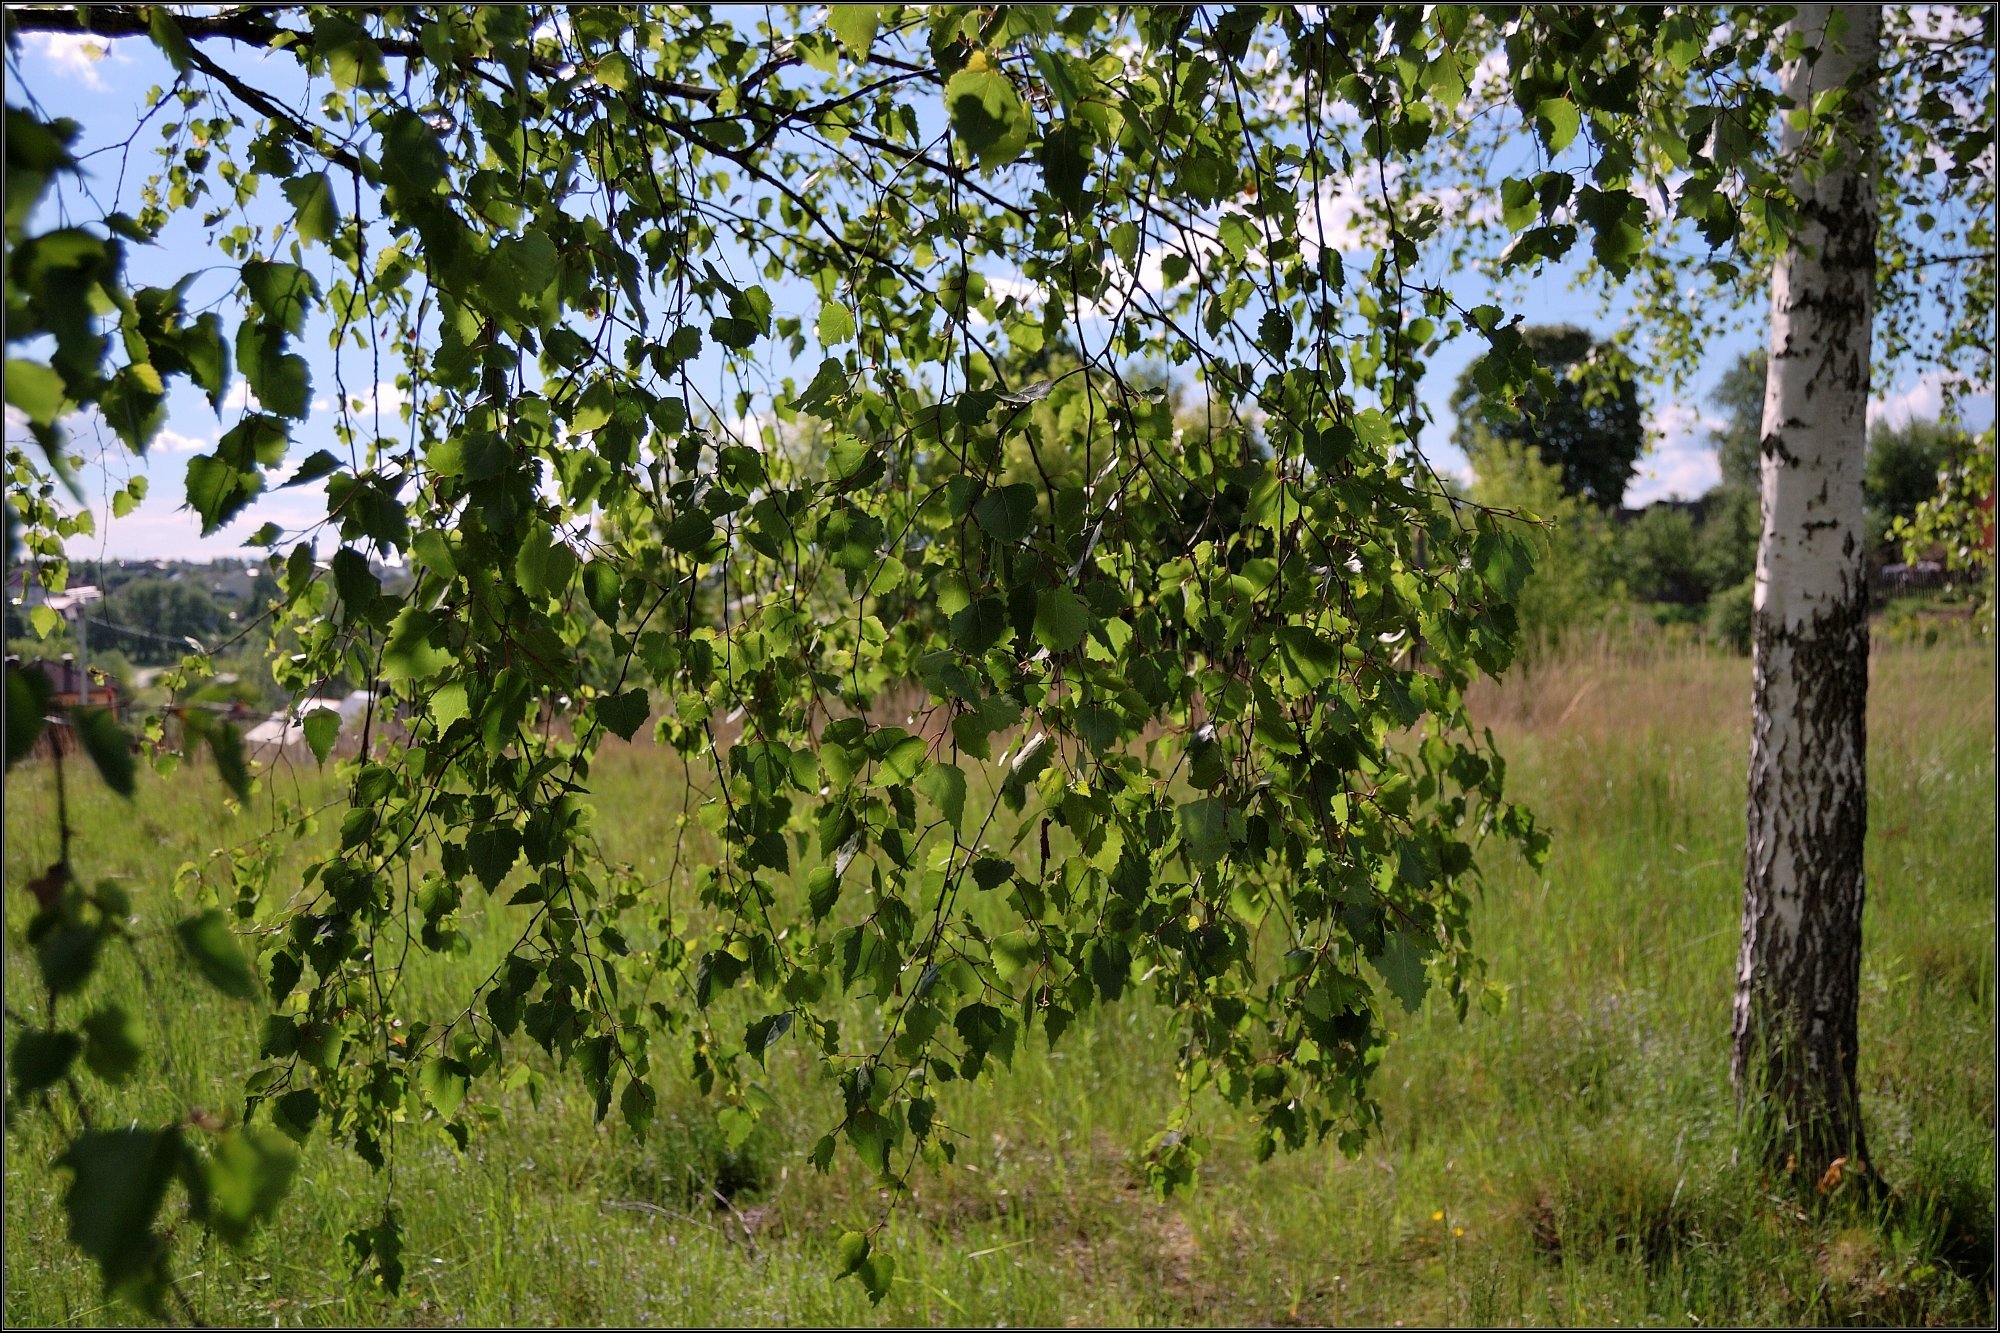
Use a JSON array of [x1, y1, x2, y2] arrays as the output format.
[[1708, 576, 1755, 654]]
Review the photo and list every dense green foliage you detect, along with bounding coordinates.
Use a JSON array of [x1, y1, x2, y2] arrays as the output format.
[[1462, 438, 1619, 653], [1467, 340, 1985, 656], [100, 578, 223, 659], [1451, 324, 1646, 511], [2, 3, 1992, 1317], [5, 641, 1991, 1325], [1867, 417, 1973, 562]]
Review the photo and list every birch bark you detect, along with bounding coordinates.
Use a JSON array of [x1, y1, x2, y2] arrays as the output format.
[[1733, 3, 1882, 1182]]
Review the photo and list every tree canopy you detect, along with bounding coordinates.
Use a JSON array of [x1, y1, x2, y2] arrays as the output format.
[[1450, 324, 1646, 511]]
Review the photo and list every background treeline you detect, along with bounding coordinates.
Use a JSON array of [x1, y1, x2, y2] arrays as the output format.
[[1454, 327, 1988, 656]]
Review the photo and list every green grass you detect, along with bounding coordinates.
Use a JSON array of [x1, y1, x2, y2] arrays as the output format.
[[6, 639, 1993, 1326]]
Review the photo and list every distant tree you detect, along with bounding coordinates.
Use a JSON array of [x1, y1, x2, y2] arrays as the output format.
[[1451, 324, 1647, 511], [1893, 431, 1996, 627], [1709, 349, 1768, 493], [1616, 504, 1708, 606], [1690, 488, 1753, 595], [1865, 417, 1969, 562], [1467, 438, 1618, 652], [1690, 351, 1766, 599], [106, 577, 223, 659]]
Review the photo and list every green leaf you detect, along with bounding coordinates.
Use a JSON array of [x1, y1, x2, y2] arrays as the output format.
[[990, 929, 1037, 981], [467, 825, 522, 892], [593, 689, 650, 741], [917, 761, 967, 829], [718, 1104, 757, 1150], [6, 667, 51, 769], [1258, 306, 1294, 357], [1500, 176, 1537, 232], [745, 1010, 793, 1062], [1369, 929, 1431, 1013], [281, 173, 338, 246], [515, 527, 578, 603], [661, 510, 716, 554], [1473, 529, 1534, 600], [100, 360, 169, 451], [382, 606, 453, 681], [146, 8, 194, 72], [844, 1106, 889, 1173], [1188, 731, 1224, 789], [1177, 797, 1230, 866], [59, 1129, 181, 1299], [302, 708, 339, 765], [583, 560, 622, 623], [828, 5, 879, 58], [817, 302, 855, 345], [80, 1005, 143, 1083], [241, 262, 319, 337], [195, 1129, 297, 1247], [807, 865, 842, 920], [73, 707, 135, 797], [184, 453, 264, 536], [948, 599, 1011, 654], [198, 715, 251, 801], [11, 1028, 81, 1098], [112, 477, 147, 518], [1038, 121, 1092, 207], [236, 322, 311, 419], [272, 1088, 320, 1144], [793, 356, 849, 418], [946, 67, 1032, 169], [1029, 49, 1087, 113], [175, 909, 259, 1000], [316, 13, 388, 91], [38, 923, 101, 998], [1577, 185, 1647, 276], [953, 1000, 1016, 1077], [972, 482, 1037, 542], [620, 1078, 657, 1134], [344, 1208, 404, 1294], [419, 1057, 469, 1119], [569, 378, 616, 433], [857, 1251, 896, 1305], [1032, 586, 1091, 652], [837, 1229, 871, 1276], [1535, 98, 1581, 154], [878, 731, 931, 785], [5, 357, 68, 424]]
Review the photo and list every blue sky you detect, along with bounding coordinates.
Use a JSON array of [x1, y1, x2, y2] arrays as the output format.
[[6, 18, 1990, 563]]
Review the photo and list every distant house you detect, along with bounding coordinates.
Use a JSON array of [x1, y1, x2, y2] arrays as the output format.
[[4, 654, 129, 760], [10, 654, 126, 713]]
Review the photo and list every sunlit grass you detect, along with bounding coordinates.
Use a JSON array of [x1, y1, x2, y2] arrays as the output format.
[[5, 637, 1992, 1325]]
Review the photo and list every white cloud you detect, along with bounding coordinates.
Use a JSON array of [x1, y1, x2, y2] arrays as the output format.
[[152, 427, 214, 455], [967, 274, 1046, 327], [337, 380, 409, 420], [17, 33, 125, 92], [982, 274, 1043, 308], [1627, 401, 1726, 504], [722, 411, 774, 451], [1468, 46, 1509, 97], [1868, 371, 1996, 432], [1298, 176, 1373, 258], [220, 381, 263, 413]]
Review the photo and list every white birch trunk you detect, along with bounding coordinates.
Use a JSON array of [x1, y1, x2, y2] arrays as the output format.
[[1732, 2, 1881, 1181]]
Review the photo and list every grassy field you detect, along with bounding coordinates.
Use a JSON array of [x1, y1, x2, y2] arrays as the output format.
[[5, 638, 1993, 1326]]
